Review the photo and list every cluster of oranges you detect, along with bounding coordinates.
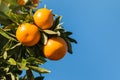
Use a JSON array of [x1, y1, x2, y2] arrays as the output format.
[[16, 7, 68, 60]]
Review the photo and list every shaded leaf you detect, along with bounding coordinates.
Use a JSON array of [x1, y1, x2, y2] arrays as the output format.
[[35, 76, 44, 80], [7, 72, 16, 80], [63, 38, 73, 54], [26, 69, 34, 80], [65, 31, 72, 36], [67, 37, 77, 44], [0, 28, 17, 41], [26, 47, 35, 57], [0, 12, 11, 25], [51, 16, 62, 30], [29, 66, 50, 74], [27, 57, 46, 65]]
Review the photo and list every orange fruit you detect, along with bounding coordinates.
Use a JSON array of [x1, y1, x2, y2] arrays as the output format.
[[32, 0, 39, 4], [43, 37, 68, 60], [17, 0, 28, 6], [33, 8, 54, 29], [16, 23, 41, 46]]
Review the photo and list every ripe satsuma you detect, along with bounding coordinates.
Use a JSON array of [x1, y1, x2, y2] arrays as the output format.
[[32, 0, 39, 4], [17, 0, 28, 6], [33, 8, 54, 29], [16, 23, 41, 46], [43, 37, 68, 60]]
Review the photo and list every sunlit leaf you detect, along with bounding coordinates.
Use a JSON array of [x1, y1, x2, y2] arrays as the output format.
[[29, 66, 51, 74], [41, 33, 48, 45], [8, 58, 16, 65], [7, 43, 21, 51], [17, 59, 29, 70], [3, 51, 7, 59], [43, 30, 57, 35]]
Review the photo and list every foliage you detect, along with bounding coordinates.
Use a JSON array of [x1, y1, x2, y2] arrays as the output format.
[[0, 0, 77, 80]]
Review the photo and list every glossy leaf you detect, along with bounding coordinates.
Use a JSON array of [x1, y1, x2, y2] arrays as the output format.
[[43, 30, 57, 35], [3, 51, 7, 59], [8, 58, 16, 65], [41, 33, 48, 45], [17, 59, 29, 70], [29, 66, 51, 74]]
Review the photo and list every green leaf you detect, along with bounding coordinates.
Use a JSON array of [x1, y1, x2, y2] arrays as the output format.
[[65, 31, 72, 36], [29, 66, 51, 74], [26, 47, 35, 57], [6, 43, 21, 51], [0, 12, 11, 25], [43, 30, 57, 35], [0, 0, 10, 13], [3, 51, 7, 59], [67, 37, 77, 44], [8, 58, 16, 65], [17, 59, 29, 70], [51, 16, 62, 30], [0, 28, 17, 41], [7, 72, 15, 80], [26, 57, 46, 65], [63, 38, 73, 54], [41, 33, 48, 45]]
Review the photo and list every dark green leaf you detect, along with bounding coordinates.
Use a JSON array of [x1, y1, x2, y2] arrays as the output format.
[[51, 16, 62, 30], [29, 66, 50, 74], [63, 38, 73, 54], [35, 76, 44, 80], [65, 31, 72, 36], [26, 47, 35, 57], [67, 37, 77, 44], [26, 57, 46, 65], [26, 69, 34, 80], [0, 28, 17, 41]]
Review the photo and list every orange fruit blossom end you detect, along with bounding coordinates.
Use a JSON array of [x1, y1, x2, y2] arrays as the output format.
[[43, 37, 68, 60], [16, 23, 41, 46]]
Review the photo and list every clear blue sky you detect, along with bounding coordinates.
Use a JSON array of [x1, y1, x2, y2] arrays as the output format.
[[25, 0, 120, 80]]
